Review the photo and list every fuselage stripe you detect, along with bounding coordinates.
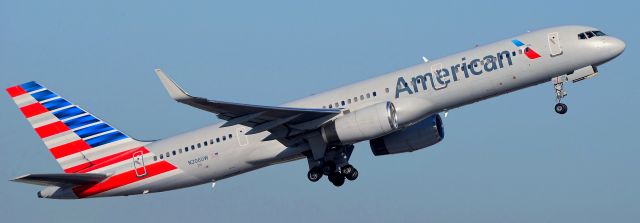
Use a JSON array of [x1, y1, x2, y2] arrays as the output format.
[[68, 147, 150, 173], [73, 160, 176, 198]]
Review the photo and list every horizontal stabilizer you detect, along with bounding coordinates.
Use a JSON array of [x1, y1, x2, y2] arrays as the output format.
[[11, 173, 108, 187]]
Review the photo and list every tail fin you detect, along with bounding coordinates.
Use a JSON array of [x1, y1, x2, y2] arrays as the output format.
[[6, 81, 147, 173]]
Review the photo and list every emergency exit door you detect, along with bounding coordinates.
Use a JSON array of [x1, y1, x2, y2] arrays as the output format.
[[548, 32, 563, 56]]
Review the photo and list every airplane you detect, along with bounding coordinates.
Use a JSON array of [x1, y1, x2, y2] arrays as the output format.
[[5, 25, 624, 199]]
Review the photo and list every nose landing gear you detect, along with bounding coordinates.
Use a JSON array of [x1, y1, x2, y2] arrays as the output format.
[[553, 76, 569, 114]]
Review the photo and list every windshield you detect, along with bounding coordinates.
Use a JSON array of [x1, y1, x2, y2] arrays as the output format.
[[578, 30, 607, 40]]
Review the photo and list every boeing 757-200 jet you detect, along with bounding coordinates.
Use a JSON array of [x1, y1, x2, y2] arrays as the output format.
[[6, 25, 624, 199]]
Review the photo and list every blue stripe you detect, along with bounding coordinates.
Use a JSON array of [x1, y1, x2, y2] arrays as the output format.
[[86, 131, 127, 148], [42, 98, 71, 111], [511, 39, 525, 47], [64, 115, 100, 129], [20, 81, 43, 92], [31, 90, 57, 101], [53, 106, 85, 120], [74, 123, 114, 138]]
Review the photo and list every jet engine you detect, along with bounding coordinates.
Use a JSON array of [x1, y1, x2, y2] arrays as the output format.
[[369, 114, 444, 156], [321, 101, 399, 145]]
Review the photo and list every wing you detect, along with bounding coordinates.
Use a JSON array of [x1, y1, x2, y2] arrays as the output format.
[[155, 69, 341, 141], [12, 173, 108, 187]]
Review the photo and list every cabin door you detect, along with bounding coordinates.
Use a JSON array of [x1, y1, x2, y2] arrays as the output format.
[[133, 151, 147, 177], [548, 32, 563, 56]]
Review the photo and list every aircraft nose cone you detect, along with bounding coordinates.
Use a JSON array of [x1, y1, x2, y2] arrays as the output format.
[[608, 37, 626, 57]]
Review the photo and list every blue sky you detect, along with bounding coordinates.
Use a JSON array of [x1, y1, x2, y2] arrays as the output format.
[[1, 1, 638, 222]]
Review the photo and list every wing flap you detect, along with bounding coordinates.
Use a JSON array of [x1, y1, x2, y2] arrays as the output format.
[[11, 173, 108, 187]]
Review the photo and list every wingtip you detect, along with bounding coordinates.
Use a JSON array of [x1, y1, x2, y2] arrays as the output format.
[[154, 68, 191, 101]]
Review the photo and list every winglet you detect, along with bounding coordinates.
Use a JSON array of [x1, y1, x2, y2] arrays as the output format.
[[154, 69, 191, 101]]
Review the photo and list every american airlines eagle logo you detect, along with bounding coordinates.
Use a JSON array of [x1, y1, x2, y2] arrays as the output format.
[[511, 39, 541, 59]]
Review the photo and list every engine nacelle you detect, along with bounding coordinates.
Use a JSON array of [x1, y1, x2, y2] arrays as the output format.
[[369, 114, 444, 156], [322, 101, 399, 145]]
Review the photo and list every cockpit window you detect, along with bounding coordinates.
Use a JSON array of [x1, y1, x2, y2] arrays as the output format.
[[578, 33, 587, 39], [593, 31, 607, 36], [578, 30, 607, 40]]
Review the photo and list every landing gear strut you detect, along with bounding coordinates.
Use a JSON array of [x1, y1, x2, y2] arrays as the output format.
[[306, 145, 358, 187], [553, 76, 568, 114]]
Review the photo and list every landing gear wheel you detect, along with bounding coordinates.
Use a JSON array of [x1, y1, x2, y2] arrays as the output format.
[[328, 172, 345, 187], [341, 165, 358, 181], [307, 167, 322, 182], [322, 161, 336, 175], [555, 103, 568, 114], [346, 168, 358, 181]]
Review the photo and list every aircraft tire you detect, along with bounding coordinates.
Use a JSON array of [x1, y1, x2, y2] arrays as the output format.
[[307, 167, 322, 182], [555, 103, 568, 114], [329, 172, 345, 187]]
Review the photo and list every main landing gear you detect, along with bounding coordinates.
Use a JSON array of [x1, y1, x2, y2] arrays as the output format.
[[553, 76, 568, 114], [306, 145, 358, 187]]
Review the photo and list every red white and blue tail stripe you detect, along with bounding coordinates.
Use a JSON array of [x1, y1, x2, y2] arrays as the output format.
[[6, 81, 148, 173]]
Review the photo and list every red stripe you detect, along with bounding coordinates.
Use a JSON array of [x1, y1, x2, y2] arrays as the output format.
[[63, 162, 93, 174], [73, 161, 176, 198], [50, 140, 91, 159], [6, 85, 27, 97], [20, 103, 48, 118], [525, 48, 541, 59], [34, 121, 70, 138], [65, 147, 150, 173]]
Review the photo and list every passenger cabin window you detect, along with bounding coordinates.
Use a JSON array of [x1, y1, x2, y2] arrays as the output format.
[[229, 134, 233, 139], [222, 136, 226, 141], [172, 150, 176, 155], [166, 152, 170, 157], [373, 92, 377, 97], [154, 156, 157, 161], [159, 154, 164, 159], [197, 143, 201, 148]]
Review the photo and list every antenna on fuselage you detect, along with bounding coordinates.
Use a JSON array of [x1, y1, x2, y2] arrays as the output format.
[[422, 56, 429, 63]]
